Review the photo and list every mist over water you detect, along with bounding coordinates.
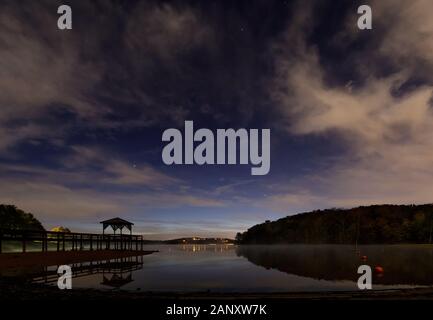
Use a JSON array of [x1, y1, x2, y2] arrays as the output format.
[[3, 244, 432, 292]]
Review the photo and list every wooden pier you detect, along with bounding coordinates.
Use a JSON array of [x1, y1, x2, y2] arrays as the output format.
[[0, 229, 146, 254]]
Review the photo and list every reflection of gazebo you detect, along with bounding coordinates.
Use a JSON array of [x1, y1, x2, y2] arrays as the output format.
[[101, 273, 134, 289], [100, 217, 134, 236], [99, 256, 143, 289]]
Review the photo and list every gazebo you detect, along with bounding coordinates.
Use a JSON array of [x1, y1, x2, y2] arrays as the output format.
[[100, 217, 134, 236]]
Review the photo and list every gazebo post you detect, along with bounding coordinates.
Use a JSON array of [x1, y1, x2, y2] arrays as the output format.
[[120, 227, 123, 250], [102, 226, 105, 250]]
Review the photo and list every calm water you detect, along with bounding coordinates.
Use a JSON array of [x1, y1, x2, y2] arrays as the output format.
[[4, 244, 433, 292]]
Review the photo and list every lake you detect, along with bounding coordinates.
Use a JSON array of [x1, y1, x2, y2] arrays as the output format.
[[20, 244, 433, 292]]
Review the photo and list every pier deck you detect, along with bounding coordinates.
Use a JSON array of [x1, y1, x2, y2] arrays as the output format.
[[0, 229, 147, 253]]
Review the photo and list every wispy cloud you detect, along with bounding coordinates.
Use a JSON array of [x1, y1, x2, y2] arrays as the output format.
[[267, 0, 433, 210], [0, 0, 215, 153], [125, 2, 212, 62], [0, 144, 225, 228], [3, 0, 433, 238]]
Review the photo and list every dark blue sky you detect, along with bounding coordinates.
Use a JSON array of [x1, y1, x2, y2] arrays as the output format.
[[1, 0, 433, 239]]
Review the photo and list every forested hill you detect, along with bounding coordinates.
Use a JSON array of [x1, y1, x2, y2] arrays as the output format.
[[236, 204, 433, 244], [0, 204, 45, 231]]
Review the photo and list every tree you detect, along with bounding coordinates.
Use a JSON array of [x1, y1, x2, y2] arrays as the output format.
[[237, 204, 433, 245], [0, 204, 45, 231]]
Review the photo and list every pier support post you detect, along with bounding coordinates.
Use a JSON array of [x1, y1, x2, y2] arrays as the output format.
[[44, 233, 48, 252], [57, 233, 60, 251], [22, 231, 26, 253]]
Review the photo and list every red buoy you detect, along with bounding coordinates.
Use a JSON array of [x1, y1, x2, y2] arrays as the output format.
[[375, 266, 384, 273]]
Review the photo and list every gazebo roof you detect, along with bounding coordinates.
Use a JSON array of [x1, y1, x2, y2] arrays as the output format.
[[101, 274, 133, 288], [100, 217, 134, 226], [100, 217, 134, 232]]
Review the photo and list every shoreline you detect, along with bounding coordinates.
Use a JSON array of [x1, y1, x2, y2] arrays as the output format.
[[2, 284, 433, 300], [0, 250, 157, 270]]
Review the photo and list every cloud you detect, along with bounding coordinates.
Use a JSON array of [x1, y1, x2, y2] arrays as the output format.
[[125, 2, 212, 62], [0, 144, 225, 227], [0, 0, 104, 151], [0, 0, 233, 236], [0, 180, 123, 221], [64, 146, 181, 188], [375, 0, 433, 71], [213, 179, 258, 196], [0, 0, 215, 153], [5, 0, 433, 236], [268, 0, 433, 210]]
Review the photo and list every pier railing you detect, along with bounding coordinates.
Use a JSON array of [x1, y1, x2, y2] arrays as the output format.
[[0, 229, 145, 253]]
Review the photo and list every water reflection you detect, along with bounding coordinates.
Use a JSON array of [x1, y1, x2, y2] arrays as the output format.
[[178, 244, 235, 252], [0, 255, 144, 290], [102, 273, 133, 289], [236, 245, 433, 286], [2, 245, 433, 292]]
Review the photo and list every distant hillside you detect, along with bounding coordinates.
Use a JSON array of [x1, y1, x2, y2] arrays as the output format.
[[236, 204, 433, 244], [164, 237, 234, 244], [0, 204, 45, 231], [142, 237, 235, 244]]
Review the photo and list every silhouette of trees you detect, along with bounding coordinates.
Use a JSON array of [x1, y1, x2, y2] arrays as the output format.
[[0, 204, 45, 231], [237, 204, 433, 244]]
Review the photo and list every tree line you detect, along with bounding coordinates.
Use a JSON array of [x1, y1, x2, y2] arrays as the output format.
[[236, 204, 433, 244]]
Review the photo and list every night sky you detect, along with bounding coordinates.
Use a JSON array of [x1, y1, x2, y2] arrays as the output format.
[[1, 0, 433, 239]]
